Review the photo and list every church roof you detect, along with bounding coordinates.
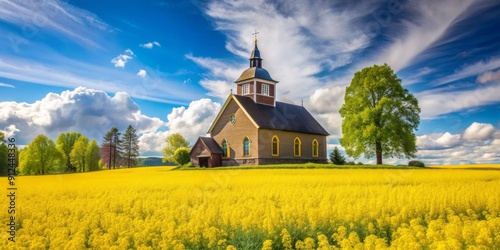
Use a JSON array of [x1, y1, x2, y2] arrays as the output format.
[[235, 67, 277, 83], [208, 95, 329, 136], [194, 137, 224, 154]]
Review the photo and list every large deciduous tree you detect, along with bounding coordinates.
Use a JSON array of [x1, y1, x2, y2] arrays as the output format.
[[19, 134, 65, 175], [85, 140, 101, 171], [122, 125, 140, 168], [56, 132, 82, 172], [339, 64, 420, 165], [162, 133, 190, 163], [70, 136, 89, 172]]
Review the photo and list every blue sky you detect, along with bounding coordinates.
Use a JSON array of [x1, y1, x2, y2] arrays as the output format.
[[0, 0, 499, 165]]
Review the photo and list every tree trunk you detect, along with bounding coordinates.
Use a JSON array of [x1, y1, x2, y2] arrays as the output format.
[[376, 141, 382, 165]]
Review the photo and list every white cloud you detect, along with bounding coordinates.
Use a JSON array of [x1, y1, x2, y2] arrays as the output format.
[[417, 83, 500, 119], [372, 0, 476, 72], [137, 69, 147, 78], [166, 98, 221, 143], [417, 132, 461, 150], [463, 122, 495, 140], [0, 0, 111, 49], [0, 87, 164, 145], [140, 41, 161, 49], [477, 69, 500, 84], [414, 122, 499, 165], [1, 124, 20, 138], [111, 49, 134, 68], [435, 57, 500, 86], [0, 83, 15, 88]]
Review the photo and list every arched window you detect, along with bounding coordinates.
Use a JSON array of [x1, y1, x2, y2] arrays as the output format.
[[271, 135, 279, 156], [294, 137, 301, 157], [312, 139, 319, 157], [243, 137, 250, 156], [221, 139, 230, 158]]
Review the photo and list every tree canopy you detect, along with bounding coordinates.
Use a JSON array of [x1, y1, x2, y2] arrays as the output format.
[[173, 147, 191, 166], [56, 132, 82, 172], [339, 64, 420, 164], [0, 131, 8, 175], [19, 134, 65, 175], [163, 133, 190, 163]]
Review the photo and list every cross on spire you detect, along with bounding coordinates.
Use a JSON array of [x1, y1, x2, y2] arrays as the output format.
[[252, 29, 259, 43]]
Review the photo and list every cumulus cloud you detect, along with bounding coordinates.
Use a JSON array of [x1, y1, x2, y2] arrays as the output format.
[[477, 69, 500, 84], [140, 41, 161, 49], [463, 122, 495, 140], [415, 122, 499, 165], [137, 69, 147, 78], [137, 98, 222, 155], [1, 125, 20, 138], [0, 87, 164, 145], [111, 49, 134, 68], [166, 99, 221, 142], [417, 132, 462, 150]]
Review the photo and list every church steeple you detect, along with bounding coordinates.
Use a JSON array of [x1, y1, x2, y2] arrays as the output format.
[[249, 39, 263, 68], [234, 32, 278, 107]]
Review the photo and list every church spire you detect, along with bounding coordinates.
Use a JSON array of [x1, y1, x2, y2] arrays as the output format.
[[249, 30, 262, 68]]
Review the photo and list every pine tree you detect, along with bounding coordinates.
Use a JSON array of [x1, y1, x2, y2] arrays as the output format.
[[329, 146, 346, 165], [101, 127, 121, 169], [101, 130, 113, 170], [122, 125, 140, 168]]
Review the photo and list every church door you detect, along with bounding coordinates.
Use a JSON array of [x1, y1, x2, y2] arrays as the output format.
[[199, 157, 209, 167]]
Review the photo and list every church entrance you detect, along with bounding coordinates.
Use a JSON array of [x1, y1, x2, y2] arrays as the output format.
[[199, 157, 209, 167]]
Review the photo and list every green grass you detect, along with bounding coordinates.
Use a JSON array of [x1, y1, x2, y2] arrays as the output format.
[[174, 162, 424, 170]]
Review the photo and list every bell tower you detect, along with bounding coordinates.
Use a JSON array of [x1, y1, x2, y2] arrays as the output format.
[[234, 33, 278, 107]]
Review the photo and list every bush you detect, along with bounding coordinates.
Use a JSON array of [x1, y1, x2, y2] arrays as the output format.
[[345, 161, 356, 165], [408, 160, 425, 167], [173, 147, 191, 166]]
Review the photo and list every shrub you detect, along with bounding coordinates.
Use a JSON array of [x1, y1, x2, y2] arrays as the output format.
[[408, 160, 425, 167], [173, 147, 191, 166]]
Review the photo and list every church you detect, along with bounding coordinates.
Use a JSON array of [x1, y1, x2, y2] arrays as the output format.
[[190, 39, 329, 167]]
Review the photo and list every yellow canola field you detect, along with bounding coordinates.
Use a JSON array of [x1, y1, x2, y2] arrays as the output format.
[[2, 167, 500, 249]]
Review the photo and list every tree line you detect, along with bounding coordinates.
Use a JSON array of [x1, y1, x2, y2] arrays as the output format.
[[0, 125, 140, 175]]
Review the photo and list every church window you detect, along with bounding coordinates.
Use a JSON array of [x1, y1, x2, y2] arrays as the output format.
[[243, 137, 250, 156], [242, 83, 250, 95], [312, 139, 319, 157], [271, 135, 279, 156], [222, 139, 230, 158], [294, 137, 301, 157], [229, 114, 236, 125], [262, 84, 269, 96]]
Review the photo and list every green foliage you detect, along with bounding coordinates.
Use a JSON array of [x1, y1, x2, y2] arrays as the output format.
[[173, 147, 191, 166], [86, 140, 101, 171], [56, 132, 82, 172], [0, 131, 7, 175], [329, 146, 346, 165], [19, 134, 65, 175], [408, 160, 425, 167], [163, 133, 190, 163], [70, 136, 89, 172], [339, 64, 420, 164], [122, 125, 140, 168]]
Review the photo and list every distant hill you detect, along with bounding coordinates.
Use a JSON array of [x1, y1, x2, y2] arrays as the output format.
[[138, 157, 177, 167]]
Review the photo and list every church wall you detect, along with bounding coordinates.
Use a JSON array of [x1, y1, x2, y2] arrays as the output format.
[[255, 95, 274, 106], [258, 129, 328, 163], [211, 98, 259, 164]]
